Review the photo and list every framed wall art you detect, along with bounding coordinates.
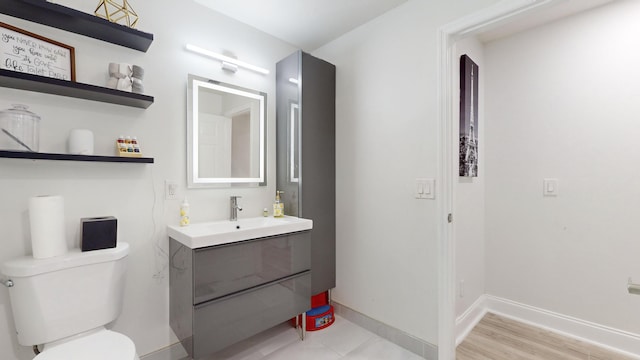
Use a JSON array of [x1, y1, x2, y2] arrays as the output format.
[[0, 22, 76, 81], [459, 54, 478, 177]]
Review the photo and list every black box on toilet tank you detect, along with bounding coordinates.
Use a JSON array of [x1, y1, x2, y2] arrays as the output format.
[[81, 216, 117, 251]]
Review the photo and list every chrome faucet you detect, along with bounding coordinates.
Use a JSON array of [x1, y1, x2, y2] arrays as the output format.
[[230, 196, 242, 221]]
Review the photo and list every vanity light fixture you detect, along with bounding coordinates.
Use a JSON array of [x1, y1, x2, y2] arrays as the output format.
[[221, 62, 239, 73], [185, 44, 270, 75]]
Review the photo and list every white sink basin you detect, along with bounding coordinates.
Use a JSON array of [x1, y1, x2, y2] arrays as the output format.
[[167, 216, 313, 249]]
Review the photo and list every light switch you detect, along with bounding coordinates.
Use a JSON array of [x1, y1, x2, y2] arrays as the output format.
[[416, 178, 435, 199], [543, 178, 558, 197]]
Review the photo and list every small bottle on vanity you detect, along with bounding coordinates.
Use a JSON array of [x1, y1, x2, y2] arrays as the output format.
[[273, 191, 284, 218]]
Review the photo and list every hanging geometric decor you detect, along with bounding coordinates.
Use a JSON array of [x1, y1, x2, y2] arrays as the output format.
[[95, 0, 139, 28]]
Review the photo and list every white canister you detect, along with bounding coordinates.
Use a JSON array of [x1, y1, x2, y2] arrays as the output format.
[[67, 129, 94, 155]]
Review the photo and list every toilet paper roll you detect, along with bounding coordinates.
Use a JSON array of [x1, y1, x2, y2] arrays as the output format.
[[119, 63, 132, 77], [67, 129, 94, 155], [29, 195, 67, 259], [116, 77, 132, 92], [131, 78, 144, 94], [108, 62, 119, 76], [108, 63, 132, 79], [132, 65, 144, 80], [106, 76, 118, 89], [132, 84, 144, 94]]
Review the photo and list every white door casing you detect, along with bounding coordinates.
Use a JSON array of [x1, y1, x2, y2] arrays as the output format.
[[436, 1, 564, 359]]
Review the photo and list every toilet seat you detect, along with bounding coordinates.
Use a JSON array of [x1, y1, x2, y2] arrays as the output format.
[[34, 329, 138, 360]]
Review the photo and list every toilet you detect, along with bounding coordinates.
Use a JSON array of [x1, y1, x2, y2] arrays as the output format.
[[1, 242, 139, 360]]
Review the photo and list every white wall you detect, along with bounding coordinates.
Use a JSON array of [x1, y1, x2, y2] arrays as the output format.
[[485, 0, 640, 334], [314, 0, 500, 344], [0, 1, 296, 359], [454, 37, 486, 318]]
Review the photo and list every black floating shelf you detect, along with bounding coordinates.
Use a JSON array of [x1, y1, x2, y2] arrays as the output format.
[[0, 150, 154, 163], [0, 0, 153, 52], [0, 69, 154, 109]]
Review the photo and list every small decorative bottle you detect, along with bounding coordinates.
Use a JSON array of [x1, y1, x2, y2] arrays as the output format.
[[180, 198, 190, 226], [117, 135, 126, 154], [273, 191, 284, 218]]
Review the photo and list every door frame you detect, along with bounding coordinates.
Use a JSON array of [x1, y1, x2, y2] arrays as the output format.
[[436, 1, 564, 358]]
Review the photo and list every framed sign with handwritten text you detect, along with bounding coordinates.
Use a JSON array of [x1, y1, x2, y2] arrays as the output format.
[[0, 22, 75, 81]]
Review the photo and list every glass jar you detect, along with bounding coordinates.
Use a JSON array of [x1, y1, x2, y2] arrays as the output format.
[[0, 104, 40, 152]]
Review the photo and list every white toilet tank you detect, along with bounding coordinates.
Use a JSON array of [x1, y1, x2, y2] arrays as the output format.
[[1, 243, 129, 346]]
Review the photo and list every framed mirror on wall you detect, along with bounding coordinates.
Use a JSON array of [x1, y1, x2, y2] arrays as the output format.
[[187, 74, 267, 187]]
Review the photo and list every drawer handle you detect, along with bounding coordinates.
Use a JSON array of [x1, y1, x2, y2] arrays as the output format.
[[195, 270, 310, 307], [629, 278, 640, 295]]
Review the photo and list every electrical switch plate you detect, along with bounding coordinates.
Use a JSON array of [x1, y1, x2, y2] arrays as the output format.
[[543, 178, 559, 197], [416, 178, 435, 199], [165, 180, 178, 200]]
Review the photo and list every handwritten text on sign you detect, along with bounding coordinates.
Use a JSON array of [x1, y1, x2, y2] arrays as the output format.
[[0, 23, 73, 81]]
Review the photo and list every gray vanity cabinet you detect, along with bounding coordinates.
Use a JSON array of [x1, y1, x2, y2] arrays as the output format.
[[276, 51, 336, 296], [169, 231, 311, 359]]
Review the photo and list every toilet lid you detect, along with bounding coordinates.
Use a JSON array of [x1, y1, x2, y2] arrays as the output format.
[[34, 330, 137, 360]]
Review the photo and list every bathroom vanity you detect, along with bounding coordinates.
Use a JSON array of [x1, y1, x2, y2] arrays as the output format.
[[168, 216, 312, 358]]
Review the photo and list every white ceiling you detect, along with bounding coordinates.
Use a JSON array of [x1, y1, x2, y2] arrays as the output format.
[[193, 0, 408, 51], [195, 0, 615, 51], [478, 0, 615, 43]]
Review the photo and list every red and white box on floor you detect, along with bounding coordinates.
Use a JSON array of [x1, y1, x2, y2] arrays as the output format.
[[295, 291, 335, 331]]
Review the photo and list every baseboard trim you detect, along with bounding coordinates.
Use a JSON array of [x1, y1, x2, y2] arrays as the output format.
[[455, 295, 488, 346], [456, 294, 640, 359], [139, 342, 188, 360], [332, 301, 437, 359]]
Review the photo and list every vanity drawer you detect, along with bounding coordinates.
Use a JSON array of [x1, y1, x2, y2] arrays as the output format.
[[192, 271, 311, 357], [193, 231, 311, 304]]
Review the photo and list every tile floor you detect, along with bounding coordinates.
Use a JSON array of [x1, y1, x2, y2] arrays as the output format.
[[199, 315, 425, 360]]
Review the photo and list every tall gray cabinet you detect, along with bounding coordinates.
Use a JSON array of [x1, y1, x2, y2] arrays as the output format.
[[276, 51, 336, 295]]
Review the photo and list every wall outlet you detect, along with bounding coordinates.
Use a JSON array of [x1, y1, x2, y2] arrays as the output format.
[[459, 280, 465, 298], [165, 180, 178, 200]]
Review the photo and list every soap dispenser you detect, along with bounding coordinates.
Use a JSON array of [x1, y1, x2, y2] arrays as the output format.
[[273, 191, 284, 218], [180, 198, 190, 226]]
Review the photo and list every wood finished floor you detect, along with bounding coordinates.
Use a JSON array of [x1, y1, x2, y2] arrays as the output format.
[[456, 313, 636, 360]]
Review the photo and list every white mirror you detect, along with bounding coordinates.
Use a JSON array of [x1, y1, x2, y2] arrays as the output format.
[[187, 74, 266, 187]]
